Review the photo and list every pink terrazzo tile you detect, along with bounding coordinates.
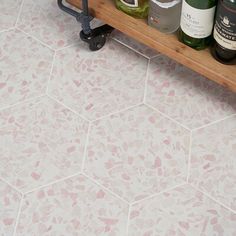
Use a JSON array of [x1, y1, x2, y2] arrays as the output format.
[[84, 105, 190, 203], [0, 180, 21, 236], [16, 0, 81, 50], [0, 0, 22, 31], [190, 115, 236, 212], [0, 29, 53, 108], [15, 174, 128, 236], [128, 184, 236, 236], [112, 30, 159, 58], [0, 96, 89, 193], [48, 39, 148, 120], [146, 55, 236, 129]]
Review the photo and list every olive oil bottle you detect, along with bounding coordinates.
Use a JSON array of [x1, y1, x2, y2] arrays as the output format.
[[115, 0, 149, 18], [179, 0, 217, 50]]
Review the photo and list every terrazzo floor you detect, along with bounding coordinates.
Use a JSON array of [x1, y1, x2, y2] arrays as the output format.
[[0, 0, 236, 235]]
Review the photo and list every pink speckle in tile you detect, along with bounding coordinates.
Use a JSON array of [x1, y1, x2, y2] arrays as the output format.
[[3, 218, 14, 226], [31, 172, 41, 181]]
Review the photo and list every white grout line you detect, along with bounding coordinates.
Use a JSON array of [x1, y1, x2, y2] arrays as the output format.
[[190, 184, 236, 214], [0, 94, 46, 113], [16, 27, 55, 52], [56, 41, 83, 52], [0, 27, 15, 34], [112, 37, 151, 60], [150, 53, 164, 60], [92, 102, 144, 123], [143, 59, 151, 103], [186, 131, 193, 183], [23, 172, 82, 195], [13, 195, 24, 236], [46, 51, 57, 94], [14, 0, 25, 27], [131, 181, 187, 206], [192, 113, 236, 132], [111, 36, 162, 60], [126, 204, 131, 236], [81, 123, 92, 171], [144, 103, 191, 132], [0, 177, 23, 195], [46, 94, 91, 122], [82, 172, 129, 205]]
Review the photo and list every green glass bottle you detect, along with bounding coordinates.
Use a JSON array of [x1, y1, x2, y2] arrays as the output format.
[[179, 0, 217, 50], [115, 0, 149, 18]]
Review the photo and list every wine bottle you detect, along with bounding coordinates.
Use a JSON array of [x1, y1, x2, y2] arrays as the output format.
[[115, 0, 149, 18], [211, 0, 236, 64], [179, 0, 217, 50], [148, 0, 182, 34]]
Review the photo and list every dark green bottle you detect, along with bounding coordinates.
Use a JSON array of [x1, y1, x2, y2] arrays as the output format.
[[179, 0, 217, 50], [211, 0, 236, 64]]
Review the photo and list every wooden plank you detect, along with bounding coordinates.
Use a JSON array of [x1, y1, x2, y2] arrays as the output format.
[[66, 0, 236, 92]]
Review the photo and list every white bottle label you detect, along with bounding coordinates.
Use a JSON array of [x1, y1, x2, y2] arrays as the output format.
[[214, 28, 236, 50], [120, 0, 138, 8], [180, 0, 216, 39]]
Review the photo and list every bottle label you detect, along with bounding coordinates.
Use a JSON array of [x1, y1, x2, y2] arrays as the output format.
[[213, 3, 236, 50], [180, 0, 216, 39], [120, 0, 138, 7], [151, 0, 181, 9]]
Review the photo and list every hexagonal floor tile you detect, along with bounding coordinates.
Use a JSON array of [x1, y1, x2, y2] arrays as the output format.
[[112, 30, 159, 59], [0, 96, 88, 193], [0, 0, 22, 31], [0, 180, 21, 236], [146, 55, 236, 129], [48, 39, 148, 121], [84, 105, 190, 203], [190, 115, 236, 212], [128, 184, 236, 236], [16, 0, 81, 50], [16, 175, 128, 236], [0, 29, 53, 108]]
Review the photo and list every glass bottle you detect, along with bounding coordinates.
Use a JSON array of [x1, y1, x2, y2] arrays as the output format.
[[115, 0, 149, 18], [148, 0, 182, 33], [179, 0, 217, 50], [211, 0, 236, 64]]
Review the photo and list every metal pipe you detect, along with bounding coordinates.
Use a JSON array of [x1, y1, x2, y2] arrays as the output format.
[[57, 0, 79, 18], [82, 0, 89, 16]]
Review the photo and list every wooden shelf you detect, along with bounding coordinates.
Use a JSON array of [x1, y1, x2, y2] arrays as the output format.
[[66, 0, 236, 92]]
